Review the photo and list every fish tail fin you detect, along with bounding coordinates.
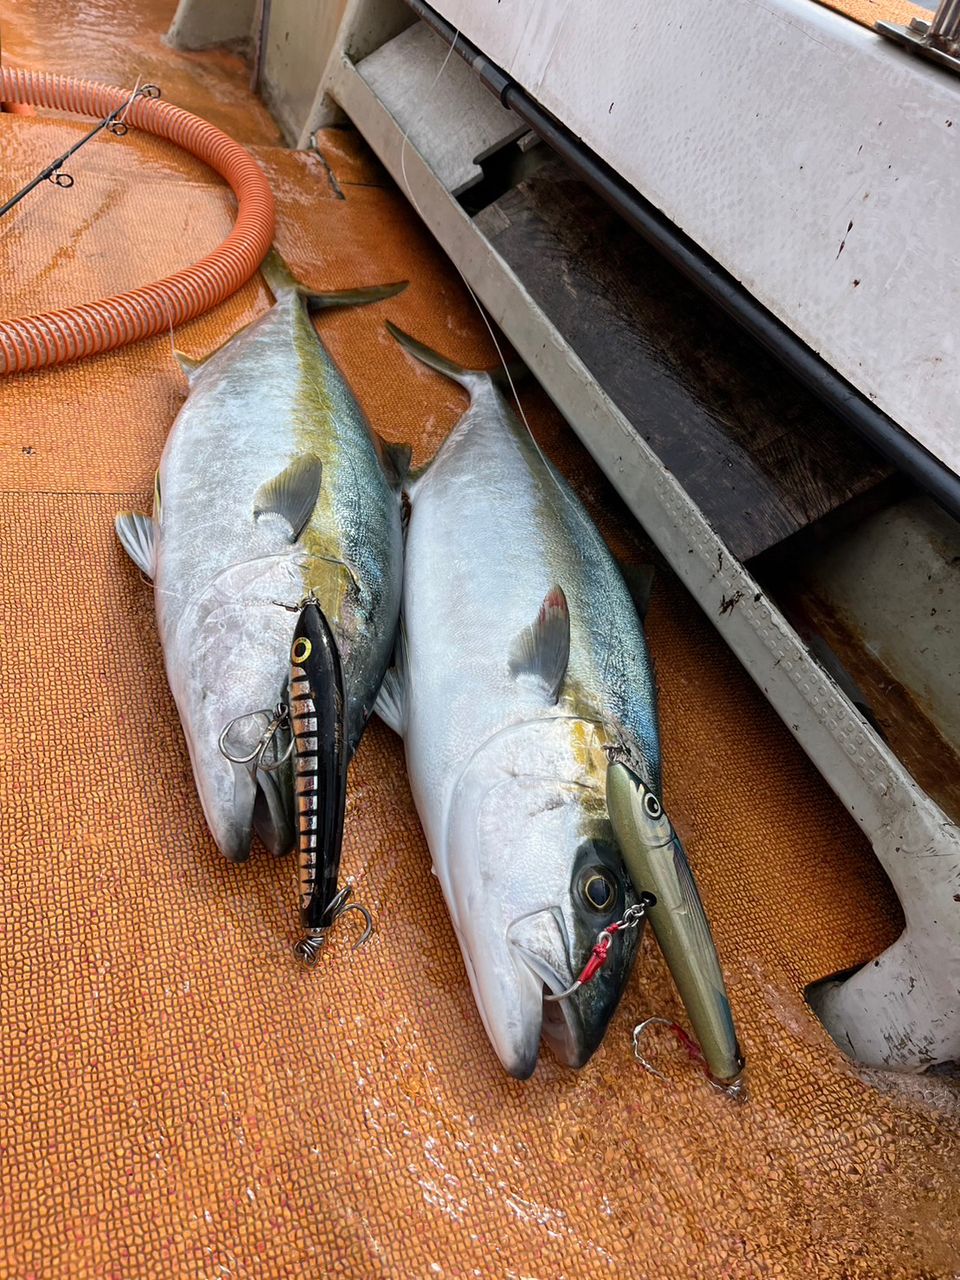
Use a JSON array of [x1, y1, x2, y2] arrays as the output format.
[[385, 321, 481, 390], [261, 246, 408, 309], [387, 321, 528, 393]]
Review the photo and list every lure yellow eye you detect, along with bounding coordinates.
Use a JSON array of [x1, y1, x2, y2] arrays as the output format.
[[291, 636, 312, 664], [582, 870, 617, 913]]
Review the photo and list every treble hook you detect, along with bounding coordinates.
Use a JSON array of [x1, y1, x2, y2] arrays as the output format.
[[294, 885, 374, 965], [632, 1016, 747, 1101], [217, 702, 293, 772]]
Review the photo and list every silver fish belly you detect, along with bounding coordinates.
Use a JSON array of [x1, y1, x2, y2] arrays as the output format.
[[117, 270, 404, 863]]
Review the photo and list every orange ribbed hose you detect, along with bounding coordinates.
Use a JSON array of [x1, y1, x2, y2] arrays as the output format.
[[0, 69, 275, 375]]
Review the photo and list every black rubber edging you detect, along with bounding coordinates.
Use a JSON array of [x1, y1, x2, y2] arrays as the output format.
[[402, 0, 960, 523]]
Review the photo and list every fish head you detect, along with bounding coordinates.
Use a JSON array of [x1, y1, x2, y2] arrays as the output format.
[[445, 717, 642, 1078], [168, 558, 303, 861]]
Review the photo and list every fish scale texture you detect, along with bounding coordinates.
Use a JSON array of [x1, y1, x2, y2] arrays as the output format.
[[1, 2, 959, 1277]]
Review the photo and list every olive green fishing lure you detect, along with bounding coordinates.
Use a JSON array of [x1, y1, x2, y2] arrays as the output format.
[[606, 758, 745, 1096]]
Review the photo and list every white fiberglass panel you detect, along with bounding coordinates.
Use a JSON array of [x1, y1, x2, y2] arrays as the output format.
[[432, 0, 960, 474]]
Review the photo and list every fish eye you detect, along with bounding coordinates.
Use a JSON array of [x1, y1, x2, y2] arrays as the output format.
[[580, 868, 618, 914], [643, 792, 662, 819]]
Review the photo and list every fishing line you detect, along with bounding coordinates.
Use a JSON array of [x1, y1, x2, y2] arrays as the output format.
[[397, 40, 531, 437], [395, 24, 595, 533]]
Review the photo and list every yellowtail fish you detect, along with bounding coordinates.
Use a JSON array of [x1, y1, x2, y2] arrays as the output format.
[[377, 323, 657, 1077], [116, 251, 408, 863]]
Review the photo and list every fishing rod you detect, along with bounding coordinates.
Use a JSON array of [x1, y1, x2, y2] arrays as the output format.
[[0, 80, 161, 219]]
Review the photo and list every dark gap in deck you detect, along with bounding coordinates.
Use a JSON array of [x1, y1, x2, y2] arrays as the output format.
[[474, 159, 895, 562]]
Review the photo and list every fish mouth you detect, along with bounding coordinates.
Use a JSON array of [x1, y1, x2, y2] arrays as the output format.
[[252, 766, 295, 857], [209, 704, 296, 861], [515, 956, 585, 1071], [200, 747, 291, 860], [210, 766, 294, 862], [457, 908, 603, 1078], [504, 908, 589, 1075]]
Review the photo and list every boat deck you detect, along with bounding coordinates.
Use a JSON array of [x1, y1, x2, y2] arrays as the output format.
[[1, 2, 958, 1275]]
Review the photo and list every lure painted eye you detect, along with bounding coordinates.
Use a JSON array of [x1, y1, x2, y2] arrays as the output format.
[[581, 869, 618, 913], [291, 636, 312, 664], [643, 792, 662, 819]]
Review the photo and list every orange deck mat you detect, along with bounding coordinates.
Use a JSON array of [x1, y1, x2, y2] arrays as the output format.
[[814, 0, 930, 32], [1, 3, 959, 1277]]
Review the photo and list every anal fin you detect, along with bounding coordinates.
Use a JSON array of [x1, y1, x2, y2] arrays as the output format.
[[376, 434, 413, 489], [620, 563, 656, 621], [174, 349, 206, 385]]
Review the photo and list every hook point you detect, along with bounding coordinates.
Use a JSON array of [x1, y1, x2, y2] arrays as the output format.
[[339, 902, 374, 950]]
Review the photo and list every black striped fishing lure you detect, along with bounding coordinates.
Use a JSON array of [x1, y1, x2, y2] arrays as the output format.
[[289, 599, 372, 965]]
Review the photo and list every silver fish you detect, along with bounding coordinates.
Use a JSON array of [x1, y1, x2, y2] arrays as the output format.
[[377, 324, 659, 1078], [116, 252, 407, 862]]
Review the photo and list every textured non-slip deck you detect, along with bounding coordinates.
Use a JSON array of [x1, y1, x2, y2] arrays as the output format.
[[1, 3, 958, 1277]]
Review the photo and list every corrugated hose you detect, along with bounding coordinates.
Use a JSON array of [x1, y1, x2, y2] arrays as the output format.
[[0, 68, 275, 375]]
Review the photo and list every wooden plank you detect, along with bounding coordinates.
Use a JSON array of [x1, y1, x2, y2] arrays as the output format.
[[475, 161, 895, 561]]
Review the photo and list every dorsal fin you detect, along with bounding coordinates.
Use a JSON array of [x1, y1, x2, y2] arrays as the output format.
[[253, 455, 323, 542], [260, 247, 301, 299], [172, 328, 241, 384], [509, 586, 570, 703]]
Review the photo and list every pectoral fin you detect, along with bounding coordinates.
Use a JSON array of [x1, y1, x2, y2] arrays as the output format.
[[254, 455, 323, 542], [115, 512, 158, 579], [509, 585, 570, 703], [374, 622, 407, 736], [373, 669, 405, 736]]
